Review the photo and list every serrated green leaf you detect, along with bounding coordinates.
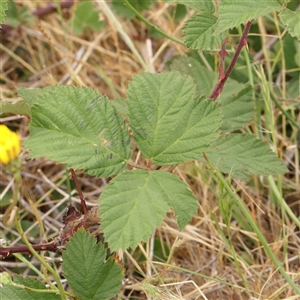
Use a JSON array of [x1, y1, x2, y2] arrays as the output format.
[[183, 14, 226, 50], [219, 74, 245, 98], [111, 98, 128, 118], [70, 1, 104, 35], [169, 56, 217, 96], [1, 275, 60, 300], [205, 134, 288, 180], [215, 0, 284, 34], [18, 86, 54, 105], [164, 0, 214, 14], [279, 9, 300, 40], [0, 101, 30, 116], [62, 230, 123, 300], [128, 71, 222, 165], [0, 0, 8, 26], [99, 169, 198, 250], [169, 56, 245, 98], [220, 85, 254, 132], [167, 57, 251, 132], [23, 86, 132, 177]]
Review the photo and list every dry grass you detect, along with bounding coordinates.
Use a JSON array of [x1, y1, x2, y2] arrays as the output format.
[[1, 1, 299, 299]]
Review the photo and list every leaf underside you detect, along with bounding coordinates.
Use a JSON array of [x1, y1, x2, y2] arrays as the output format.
[[62, 230, 123, 300], [23, 86, 132, 177], [99, 169, 198, 251]]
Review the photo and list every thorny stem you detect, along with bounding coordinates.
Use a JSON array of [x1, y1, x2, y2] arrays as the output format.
[[0, 169, 89, 259], [0, 242, 57, 258], [210, 21, 252, 100], [15, 218, 67, 300], [70, 168, 88, 216]]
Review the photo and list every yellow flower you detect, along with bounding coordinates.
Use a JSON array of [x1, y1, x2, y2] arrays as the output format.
[[0, 125, 21, 164]]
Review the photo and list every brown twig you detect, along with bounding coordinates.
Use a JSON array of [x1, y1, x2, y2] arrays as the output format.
[[70, 168, 88, 216], [210, 21, 252, 100], [0, 241, 57, 259]]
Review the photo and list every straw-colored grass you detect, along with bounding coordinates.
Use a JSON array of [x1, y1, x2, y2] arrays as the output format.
[[1, 1, 299, 299]]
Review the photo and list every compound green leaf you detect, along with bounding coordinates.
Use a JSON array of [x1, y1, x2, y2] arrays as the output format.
[[127, 71, 222, 165], [23, 86, 132, 177], [220, 85, 254, 132], [183, 14, 226, 50], [164, 0, 214, 14], [62, 230, 123, 300], [215, 0, 284, 34], [99, 169, 198, 251], [1, 275, 60, 300], [206, 134, 288, 180], [279, 9, 300, 40]]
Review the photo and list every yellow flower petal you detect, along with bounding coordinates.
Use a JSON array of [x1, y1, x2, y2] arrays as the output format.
[[0, 125, 21, 164], [0, 146, 10, 164]]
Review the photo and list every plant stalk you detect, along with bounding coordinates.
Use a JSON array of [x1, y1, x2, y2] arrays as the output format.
[[123, 0, 184, 46], [203, 153, 300, 295], [210, 21, 252, 100], [16, 219, 67, 300]]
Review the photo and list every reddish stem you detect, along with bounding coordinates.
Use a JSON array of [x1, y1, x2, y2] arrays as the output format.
[[0, 241, 57, 258], [210, 21, 252, 100], [70, 169, 88, 216]]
